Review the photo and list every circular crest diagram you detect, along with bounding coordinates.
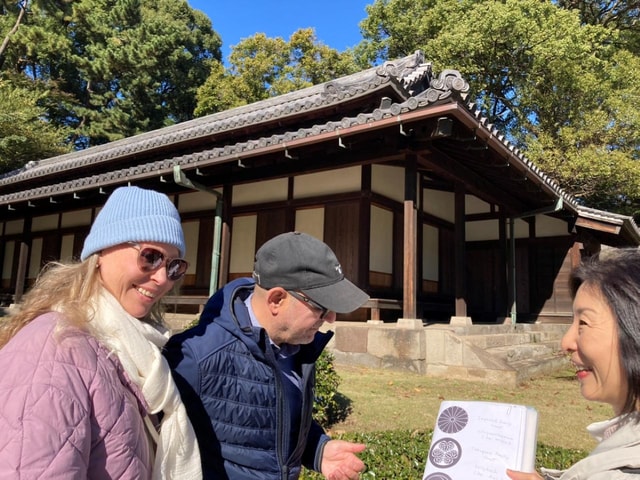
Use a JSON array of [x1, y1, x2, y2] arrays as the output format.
[[424, 473, 452, 480], [428, 438, 462, 468], [437, 405, 469, 433]]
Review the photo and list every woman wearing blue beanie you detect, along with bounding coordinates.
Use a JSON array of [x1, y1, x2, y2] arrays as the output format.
[[0, 186, 201, 480]]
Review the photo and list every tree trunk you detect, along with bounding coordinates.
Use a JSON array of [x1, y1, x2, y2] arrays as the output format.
[[0, 0, 29, 70]]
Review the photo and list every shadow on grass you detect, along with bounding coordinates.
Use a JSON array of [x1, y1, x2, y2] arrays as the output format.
[[326, 392, 353, 426], [549, 370, 578, 383]]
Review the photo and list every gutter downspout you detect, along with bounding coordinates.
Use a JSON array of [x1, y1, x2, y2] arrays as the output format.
[[173, 165, 223, 296], [508, 197, 564, 325]]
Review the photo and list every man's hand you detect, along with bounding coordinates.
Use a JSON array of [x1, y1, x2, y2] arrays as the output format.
[[320, 439, 366, 480], [506, 469, 544, 480]]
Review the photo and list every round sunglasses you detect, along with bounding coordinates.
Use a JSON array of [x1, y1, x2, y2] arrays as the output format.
[[127, 242, 189, 281], [288, 290, 329, 319]]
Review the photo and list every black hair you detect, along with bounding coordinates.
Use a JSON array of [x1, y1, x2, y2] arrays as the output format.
[[569, 248, 640, 415]]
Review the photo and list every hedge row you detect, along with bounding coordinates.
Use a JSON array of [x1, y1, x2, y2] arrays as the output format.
[[300, 430, 588, 479]]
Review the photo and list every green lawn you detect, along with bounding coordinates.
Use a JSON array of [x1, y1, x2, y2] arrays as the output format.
[[301, 364, 606, 479]]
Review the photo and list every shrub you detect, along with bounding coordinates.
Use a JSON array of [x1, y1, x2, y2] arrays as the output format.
[[300, 430, 588, 479], [313, 349, 344, 428]]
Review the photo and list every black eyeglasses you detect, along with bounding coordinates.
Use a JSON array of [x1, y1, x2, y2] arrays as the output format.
[[127, 242, 189, 281], [288, 290, 329, 319]]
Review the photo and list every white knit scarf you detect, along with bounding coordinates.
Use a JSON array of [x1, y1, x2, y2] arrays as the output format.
[[89, 290, 202, 479]]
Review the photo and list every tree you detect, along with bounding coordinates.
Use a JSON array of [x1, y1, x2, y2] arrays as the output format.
[[1, 0, 222, 149], [557, 1, 640, 60], [0, 78, 72, 173], [357, 0, 640, 216], [557, 0, 640, 31], [0, 0, 26, 70], [194, 61, 249, 115], [195, 28, 360, 116], [526, 49, 640, 214]]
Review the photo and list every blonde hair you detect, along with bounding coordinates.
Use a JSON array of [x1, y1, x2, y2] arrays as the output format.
[[0, 254, 168, 348]]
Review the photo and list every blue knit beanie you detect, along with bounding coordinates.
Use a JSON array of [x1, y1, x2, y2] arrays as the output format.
[[80, 186, 186, 261]]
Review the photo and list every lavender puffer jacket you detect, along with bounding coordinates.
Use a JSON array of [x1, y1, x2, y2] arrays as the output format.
[[0, 312, 153, 479]]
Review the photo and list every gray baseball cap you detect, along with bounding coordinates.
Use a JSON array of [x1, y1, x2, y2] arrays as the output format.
[[252, 232, 369, 313]]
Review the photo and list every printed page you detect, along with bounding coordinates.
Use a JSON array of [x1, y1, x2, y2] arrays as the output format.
[[520, 406, 539, 472], [423, 400, 538, 480]]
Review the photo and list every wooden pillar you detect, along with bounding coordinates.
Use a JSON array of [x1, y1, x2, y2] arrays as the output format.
[[498, 214, 508, 320], [359, 165, 372, 290], [13, 215, 32, 304], [453, 182, 468, 319], [0, 223, 5, 291], [403, 201, 417, 319], [402, 160, 417, 320], [14, 241, 29, 304], [570, 241, 583, 268], [218, 183, 232, 287]]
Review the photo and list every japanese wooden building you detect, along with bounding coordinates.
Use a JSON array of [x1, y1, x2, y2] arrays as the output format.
[[2, 51, 639, 324]]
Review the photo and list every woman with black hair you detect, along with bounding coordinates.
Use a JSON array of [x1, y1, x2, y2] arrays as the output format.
[[508, 248, 640, 479]]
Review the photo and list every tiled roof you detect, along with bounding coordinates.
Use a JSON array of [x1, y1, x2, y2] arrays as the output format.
[[578, 205, 632, 225], [0, 52, 433, 188], [577, 205, 640, 244], [0, 52, 472, 205]]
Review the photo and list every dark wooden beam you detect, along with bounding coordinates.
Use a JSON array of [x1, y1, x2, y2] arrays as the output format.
[[454, 182, 467, 317], [415, 145, 529, 215]]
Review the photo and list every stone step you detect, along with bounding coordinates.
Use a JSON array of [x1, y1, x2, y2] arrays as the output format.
[[461, 326, 568, 384], [450, 323, 568, 336], [510, 354, 571, 384], [464, 331, 564, 349], [486, 342, 562, 362], [330, 321, 571, 387]]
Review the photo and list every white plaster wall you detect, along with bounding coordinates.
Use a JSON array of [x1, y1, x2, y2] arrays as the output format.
[[423, 224, 439, 281], [60, 234, 75, 262], [179, 190, 219, 213], [466, 195, 492, 214], [536, 215, 569, 237], [28, 238, 43, 278], [61, 209, 92, 228], [4, 220, 23, 235], [295, 208, 324, 240], [233, 179, 288, 206], [470, 217, 538, 240], [423, 189, 454, 223], [512, 218, 530, 238], [182, 221, 200, 274], [230, 214, 257, 274], [467, 220, 499, 241], [453, 214, 567, 241], [32, 214, 58, 232], [370, 205, 393, 273], [2, 241, 15, 281], [294, 166, 361, 198], [371, 165, 404, 203]]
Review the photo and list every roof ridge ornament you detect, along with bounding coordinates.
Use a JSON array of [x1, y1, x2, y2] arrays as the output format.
[[416, 69, 470, 103], [375, 50, 425, 81]]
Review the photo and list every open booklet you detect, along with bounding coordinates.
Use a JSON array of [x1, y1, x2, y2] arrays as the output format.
[[423, 400, 538, 480]]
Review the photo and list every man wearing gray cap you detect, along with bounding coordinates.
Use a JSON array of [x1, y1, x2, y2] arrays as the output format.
[[164, 232, 369, 480]]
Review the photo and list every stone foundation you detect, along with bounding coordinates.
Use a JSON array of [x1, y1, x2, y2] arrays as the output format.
[[326, 321, 569, 387]]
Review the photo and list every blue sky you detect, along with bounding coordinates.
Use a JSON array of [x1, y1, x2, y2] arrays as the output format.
[[186, 0, 373, 63]]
